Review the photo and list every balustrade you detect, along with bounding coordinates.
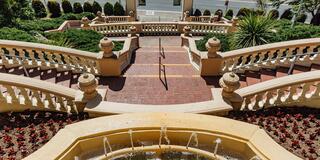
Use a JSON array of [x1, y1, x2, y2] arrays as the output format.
[[0, 73, 79, 113], [236, 70, 320, 110], [0, 40, 100, 75], [220, 38, 320, 74]]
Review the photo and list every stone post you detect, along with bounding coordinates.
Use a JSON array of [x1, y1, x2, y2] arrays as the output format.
[[183, 25, 191, 37], [183, 11, 191, 21], [229, 17, 239, 33], [211, 15, 219, 22], [206, 38, 220, 58], [128, 10, 135, 22], [219, 72, 243, 109], [78, 73, 98, 101], [130, 26, 137, 37], [81, 17, 90, 29], [99, 37, 114, 58]]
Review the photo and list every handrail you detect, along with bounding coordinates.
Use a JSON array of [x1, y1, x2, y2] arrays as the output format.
[[0, 73, 80, 113], [236, 70, 320, 110]]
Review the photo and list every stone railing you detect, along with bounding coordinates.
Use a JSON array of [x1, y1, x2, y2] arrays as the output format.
[[189, 16, 212, 23], [106, 15, 132, 23], [0, 73, 77, 113], [45, 20, 81, 33], [181, 35, 320, 76], [0, 71, 104, 113], [220, 38, 320, 74], [235, 70, 320, 111], [0, 40, 101, 75], [25, 113, 300, 160]]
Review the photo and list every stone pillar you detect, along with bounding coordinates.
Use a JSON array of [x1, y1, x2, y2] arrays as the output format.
[[228, 17, 239, 33], [206, 38, 220, 58], [81, 17, 90, 29], [183, 11, 191, 21], [183, 26, 191, 37], [78, 74, 98, 101], [130, 26, 137, 37], [99, 37, 114, 58], [219, 72, 243, 109], [182, 0, 193, 18], [126, 0, 137, 20], [128, 10, 135, 22]]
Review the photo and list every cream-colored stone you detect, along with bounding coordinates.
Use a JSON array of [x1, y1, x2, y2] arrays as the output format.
[[78, 73, 98, 101], [206, 37, 221, 58], [183, 25, 191, 37], [99, 37, 114, 57]]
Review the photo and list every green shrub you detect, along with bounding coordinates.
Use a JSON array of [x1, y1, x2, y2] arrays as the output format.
[[225, 9, 233, 18], [255, 9, 265, 16], [16, 18, 64, 32], [83, 2, 93, 13], [196, 33, 232, 52], [311, 12, 320, 25], [203, 10, 211, 16], [113, 41, 124, 51], [114, 2, 125, 16], [45, 29, 104, 52], [78, 12, 95, 20], [62, 0, 73, 14], [19, 6, 36, 20], [280, 9, 293, 20], [92, 1, 102, 15], [60, 13, 77, 20], [193, 9, 202, 16], [104, 2, 114, 16], [47, 0, 61, 18], [296, 13, 307, 23], [214, 9, 223, 16], [237, 8, 251, 17], [32, 0, 47, 18], [232, 14, 275, 49], [268, 9, 279, 19], [0, 27, 37, 42], [73, 2, 83, 14]]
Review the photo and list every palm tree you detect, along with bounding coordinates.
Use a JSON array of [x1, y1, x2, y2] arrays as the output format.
[[232, 14, 275, 49]]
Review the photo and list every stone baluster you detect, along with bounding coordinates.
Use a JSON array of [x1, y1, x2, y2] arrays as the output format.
[[31, 89, 44, 108], [300, 82, 312, 99], [18, 87, 32, 106], [0, 88, 5, 102], [219, 72, 243, 109], [0, 49, 9, 66], [4, 85, 18, 103], [26, 49, 37, 68]]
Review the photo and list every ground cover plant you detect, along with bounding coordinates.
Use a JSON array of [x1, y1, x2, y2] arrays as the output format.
[[228, 107, 320, 159], [0, 110, 89, 159]]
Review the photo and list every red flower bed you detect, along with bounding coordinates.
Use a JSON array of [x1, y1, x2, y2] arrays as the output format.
[[228, 107, 319, 160], [0, 110, 89, 160]]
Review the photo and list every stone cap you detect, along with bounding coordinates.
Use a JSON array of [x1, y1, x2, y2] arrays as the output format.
[[78, 73, 97, 87], [220, 72, 240, 87], [100, 37, 114, 48], [206, 38, 221, 49]]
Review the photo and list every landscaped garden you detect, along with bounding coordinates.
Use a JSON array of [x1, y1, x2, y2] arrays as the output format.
[[228, 107, 320, 159], [0, 110, 89, 159]]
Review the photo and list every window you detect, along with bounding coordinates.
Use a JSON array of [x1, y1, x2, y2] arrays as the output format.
[[173, 0, 181, 6], [139, 0, 146, 6]]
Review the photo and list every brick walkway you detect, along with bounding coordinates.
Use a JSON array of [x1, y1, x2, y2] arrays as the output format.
[[104, 36, 219, 104]]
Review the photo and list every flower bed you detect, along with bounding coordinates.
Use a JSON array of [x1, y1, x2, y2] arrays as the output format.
[[228, 107, 320, 159], [0, 110, 89, 160]]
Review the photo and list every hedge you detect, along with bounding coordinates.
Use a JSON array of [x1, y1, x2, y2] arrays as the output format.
[[237, 8, 251, 17], [31, 0, 47, 18], [73, 2, 83, 14], [280, 9, 293, 20], [62, 0, 73, 14], [0, 27, 37, 42], [92, 1, 102, 15], [47, 0, 61, 18], [193, 9, 202, 16], [114, 2, 125, 16], [225, 9, 233, 17], [296, 13, 307, 23], [104, 2, 114, 16], [83, 2, 93, 13], [203, 10, 211, 16]]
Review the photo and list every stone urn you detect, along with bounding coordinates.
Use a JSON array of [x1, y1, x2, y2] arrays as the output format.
[[129, 10, 135, 17], [130, 26, 137, 36], [206, 38, 221, 58], [219, 72, 240, 98], [99, 37, 114, 58], [183, 26, 191, 37], [78, 73, 98, 101]]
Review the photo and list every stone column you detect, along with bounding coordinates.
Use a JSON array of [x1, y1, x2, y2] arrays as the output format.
[[99, 37, 114, 58], [81, 17, 90, 29], [183, 11, 191, 21], [78, 74, 98, 101], [130, 26, 137, 37], [128, 10, 135, 22], [228, 17, 239, 33], [182, 0, 193, 18], [206, 38, 220, 58], [126, 0, 137, 20]]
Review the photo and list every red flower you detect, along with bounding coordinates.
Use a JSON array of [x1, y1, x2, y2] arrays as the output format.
[[3, 135, 12, 143], [3, 126, 11, 132], [309, 147, 316, 153], [305, 140, 313, 146], [291, 140, 300, 148], [16, 134, 25, 141], [298, 133, 305, 140], [279, 134, 286, 143], [309, 133, 316, 140], [294, 113, 303, 121]]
